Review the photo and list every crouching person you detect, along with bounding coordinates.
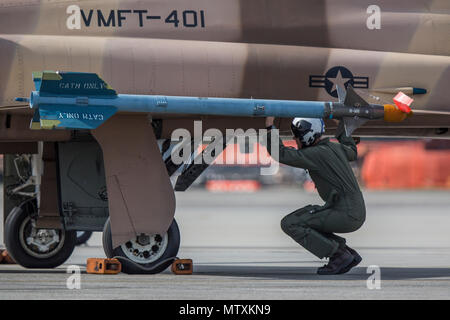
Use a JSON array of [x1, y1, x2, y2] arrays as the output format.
[[265, 117, 366, 275]]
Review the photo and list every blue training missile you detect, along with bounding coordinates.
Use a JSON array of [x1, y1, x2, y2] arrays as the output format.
[[16, 71, 411, 130]]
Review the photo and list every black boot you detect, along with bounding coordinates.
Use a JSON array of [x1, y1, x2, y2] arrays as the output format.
[[317, 246, 354, 275], [337, 245, 362, 274]]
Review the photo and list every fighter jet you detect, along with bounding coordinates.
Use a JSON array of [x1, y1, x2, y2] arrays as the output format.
[[0, 0, 448, 273]]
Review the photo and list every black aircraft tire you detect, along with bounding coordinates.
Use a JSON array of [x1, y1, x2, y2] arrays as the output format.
[[4, 200, 77, 268], [102, 217, 180, 274], [76, 231, 93, 246]]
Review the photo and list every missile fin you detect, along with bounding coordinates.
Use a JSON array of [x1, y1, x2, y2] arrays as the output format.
[[344, 85, 370, 108], [30, 108, 41, 130], [339, 85, 371, 136], [342, 116, 368, 137], [34, 71, 117, 97], [32, 71, 43, 91], [40, 119, 62, 130], [37, 104, 117, 130], [336, 84, 346, 103]]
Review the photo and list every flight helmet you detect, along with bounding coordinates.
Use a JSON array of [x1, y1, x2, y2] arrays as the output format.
[[291, 118, 325, 147]]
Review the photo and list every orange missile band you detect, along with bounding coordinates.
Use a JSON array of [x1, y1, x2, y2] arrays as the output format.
[[384, 104, 412, 122]]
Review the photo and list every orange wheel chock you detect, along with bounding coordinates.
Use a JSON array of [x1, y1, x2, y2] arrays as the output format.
[[171, 259, 193, 275], [86, 258, 121, 274], [0, 249, 15, 264]]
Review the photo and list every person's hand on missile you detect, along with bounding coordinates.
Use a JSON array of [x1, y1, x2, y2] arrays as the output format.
[[265, 117, 275, 128]]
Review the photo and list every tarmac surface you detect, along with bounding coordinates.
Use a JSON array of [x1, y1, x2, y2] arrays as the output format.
[[0, 187, 449, 299]]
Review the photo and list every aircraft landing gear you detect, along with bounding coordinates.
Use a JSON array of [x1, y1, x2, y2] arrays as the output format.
[[102, 217, 180, 274], [4, 199, 77, 268]]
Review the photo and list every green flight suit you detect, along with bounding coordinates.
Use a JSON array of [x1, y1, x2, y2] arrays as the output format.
[[266, 127, 366, 259]]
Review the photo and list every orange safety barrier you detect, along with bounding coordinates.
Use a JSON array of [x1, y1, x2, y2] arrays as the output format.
[[199, 140, 299, 166], [361, 141, 450, 189]]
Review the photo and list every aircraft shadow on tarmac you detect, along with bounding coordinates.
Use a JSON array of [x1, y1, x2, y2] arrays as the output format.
[[0, 269, 70, 274], [190, 265, 450, 281], [0, 265, 448, 281]]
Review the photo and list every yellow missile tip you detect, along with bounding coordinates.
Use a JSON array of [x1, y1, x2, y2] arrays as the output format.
[[384, 104, 410, 122]]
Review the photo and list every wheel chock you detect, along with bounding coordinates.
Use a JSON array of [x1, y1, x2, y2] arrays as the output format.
[[0, 250, 15, 264], [86, 258, 121, 274], [171, 259, 193, 275]]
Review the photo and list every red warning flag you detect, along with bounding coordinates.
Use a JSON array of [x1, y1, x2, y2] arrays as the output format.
[[393, 92, 413, 113]]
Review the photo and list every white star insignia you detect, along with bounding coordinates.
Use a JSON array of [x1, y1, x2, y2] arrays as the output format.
[[328, 70, 351, 94]]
